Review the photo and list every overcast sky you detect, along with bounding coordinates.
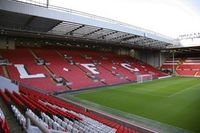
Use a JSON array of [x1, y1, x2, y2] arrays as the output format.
[[49, 0, 200, 39]]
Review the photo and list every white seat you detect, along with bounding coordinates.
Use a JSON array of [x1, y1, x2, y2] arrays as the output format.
[[41, 112, 45, 121], [57, 118, 62, 125], [98, 130, 106, 133], [89, 129, 98, 133], [73, 123, 79, 130], [79, 126, 85, 133], [74, 120, 80, 125], [61, 121, 67, 129], [79, 122, 85, 128], [44, 115, 50, 124], [66, 124, 73, 132], [61, 107, 68, 112], [84, 126, 89, 132], [72, 127, 79, 133], [64, 118, 69, 123], [13, 108, 18, 117], [68, 120, 73, 126], [19, 115, 25, 124], [53, 115, 58, 122], [58, 125, 65, 131], [16, 112, 21, 121], [48, 118, 54, 128], [42, 121, 49, 129], [52, 122, 59, 130]]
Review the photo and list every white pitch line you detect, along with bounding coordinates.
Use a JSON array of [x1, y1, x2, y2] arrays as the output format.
[[168, 84, 200, 97]]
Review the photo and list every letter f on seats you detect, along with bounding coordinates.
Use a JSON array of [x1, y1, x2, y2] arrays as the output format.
[[81, 64, 100, 74]]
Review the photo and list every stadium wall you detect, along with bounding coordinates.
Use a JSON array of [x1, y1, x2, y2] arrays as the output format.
[[134, 49, 160, 68], [0, 76, 19, 93], [0, 36, 7, 49], [160, 52, 172, 66], [134, 49, 175, 69], [0, 36, 15, 49], [15, 40, 42, 47]]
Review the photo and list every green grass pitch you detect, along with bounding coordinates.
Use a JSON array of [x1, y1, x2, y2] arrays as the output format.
[[61, 76, 200, 133]]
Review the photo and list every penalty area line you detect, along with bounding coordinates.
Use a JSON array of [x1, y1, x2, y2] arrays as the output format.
[[168, 84, 200, 97]]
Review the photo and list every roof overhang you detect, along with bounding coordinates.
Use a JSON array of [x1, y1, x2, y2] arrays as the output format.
[[0, 0, 180, 50]]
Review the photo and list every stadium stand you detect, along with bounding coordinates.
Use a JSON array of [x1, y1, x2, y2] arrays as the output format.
[[0, 85, 139, 133], [0, 46, 165, 93], [31, 47, 104, 89], [160, 58, 181, 69], [161, 53, 200, 77], [1, 0, 193, 132], [0, 90, 11, 133], [0, 48, 68, 92], [0, 110, 10, 133]]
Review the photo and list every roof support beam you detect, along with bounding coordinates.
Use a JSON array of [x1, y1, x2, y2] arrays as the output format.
[[66, 25, 85, 35], [83, 28, 103, 37], [98, 31, 118, 39], [23, 16, 35, 30]]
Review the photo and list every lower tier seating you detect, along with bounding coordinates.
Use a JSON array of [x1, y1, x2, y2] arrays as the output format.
[[0, 86, 138, 133], [0, 95, 10, 133]]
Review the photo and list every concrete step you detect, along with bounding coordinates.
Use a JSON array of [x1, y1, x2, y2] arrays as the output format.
[[0, 97, 26, 133]]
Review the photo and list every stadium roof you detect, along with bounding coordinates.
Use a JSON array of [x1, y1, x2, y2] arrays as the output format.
[[0, 0, 182, 50]]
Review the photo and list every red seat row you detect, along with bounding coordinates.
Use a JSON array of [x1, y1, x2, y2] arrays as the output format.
[[19, 86, 138, 133]]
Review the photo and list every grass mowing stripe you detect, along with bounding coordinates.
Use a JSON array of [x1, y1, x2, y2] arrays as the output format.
[[115, 88, 167, 98]]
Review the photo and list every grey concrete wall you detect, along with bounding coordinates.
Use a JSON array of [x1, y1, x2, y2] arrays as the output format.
[[0, 37, 7, 49], [0, 76, 19, 93], [133, 49, 161, 68]]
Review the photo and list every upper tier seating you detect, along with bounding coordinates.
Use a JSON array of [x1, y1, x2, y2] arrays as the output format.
[[0, 47, 165, 92]]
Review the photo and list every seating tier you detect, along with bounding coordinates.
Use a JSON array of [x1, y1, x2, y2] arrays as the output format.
[[0, 47, 164, 92]]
